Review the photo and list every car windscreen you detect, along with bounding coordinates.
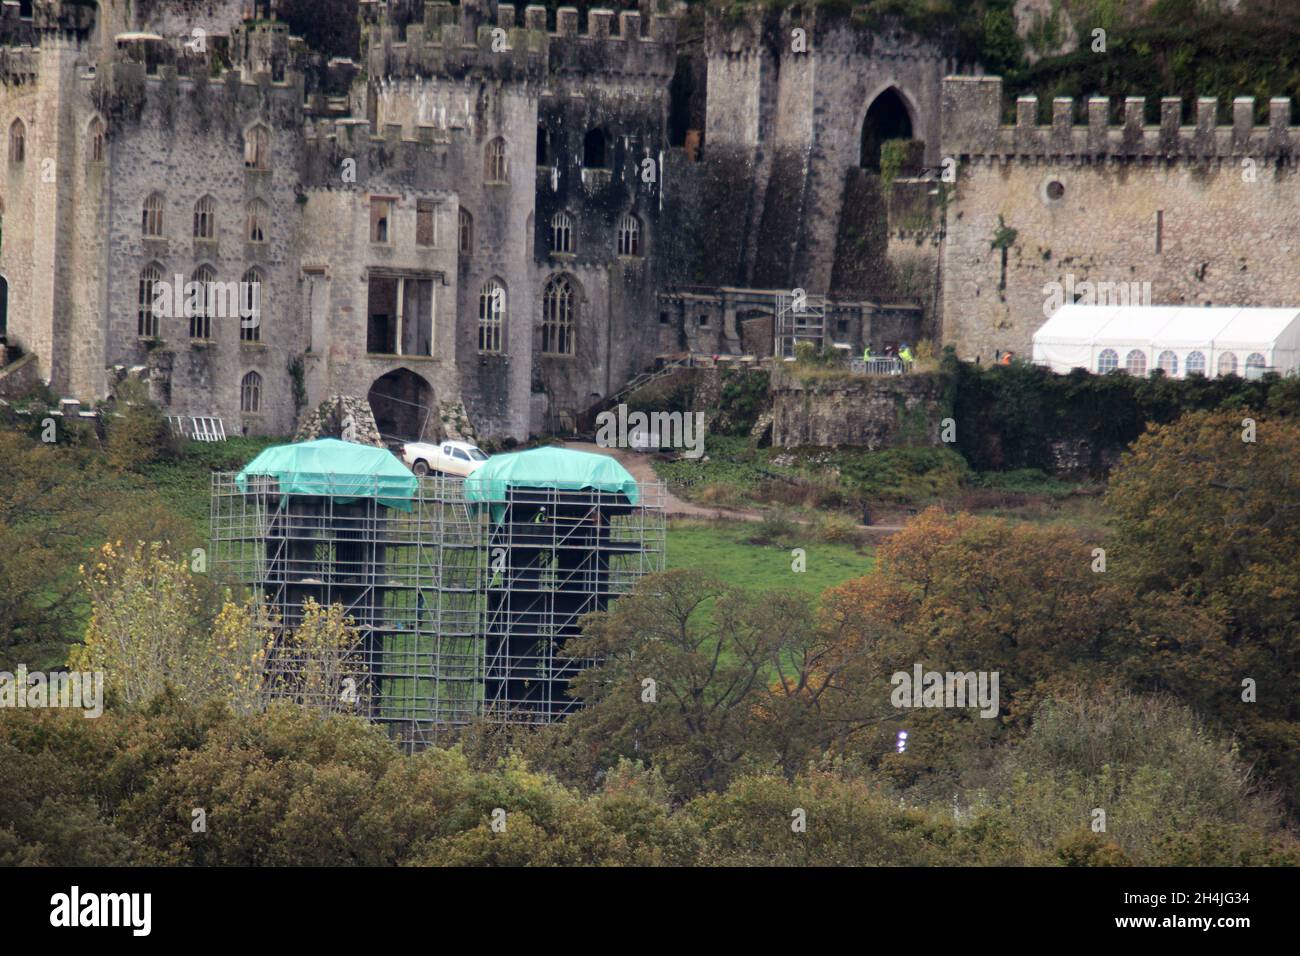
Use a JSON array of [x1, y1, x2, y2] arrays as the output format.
[[468, 449, 488, 461]]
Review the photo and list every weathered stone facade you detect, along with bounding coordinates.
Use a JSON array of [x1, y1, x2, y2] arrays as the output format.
[[0, 0, 683, 441], [938, 75, 1300, 364], [4, 1, 1290, 444], [770, 369, 945, 449]]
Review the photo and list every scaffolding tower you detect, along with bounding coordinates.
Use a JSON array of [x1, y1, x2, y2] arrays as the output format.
[[210, 457, 665, 747], [775, 291, 828, 359], [483, 482, 666, 724]]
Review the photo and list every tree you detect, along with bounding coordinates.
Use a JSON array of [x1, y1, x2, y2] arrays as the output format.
[[1106, 408, 1300, 810], [0, 429, 106, 667], [981, 690, 1296, 866], [546, 569, 887, 797]]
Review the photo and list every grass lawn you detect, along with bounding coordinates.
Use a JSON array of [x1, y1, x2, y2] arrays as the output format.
[[666, 518, 873, 598]]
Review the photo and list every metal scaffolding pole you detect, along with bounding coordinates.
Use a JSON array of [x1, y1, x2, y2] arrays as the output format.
[[210, 471, 665, 748]]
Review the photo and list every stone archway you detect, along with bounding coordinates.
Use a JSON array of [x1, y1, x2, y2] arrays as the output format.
[[367, 368, 435, 444], [860, 87, 914, 171]]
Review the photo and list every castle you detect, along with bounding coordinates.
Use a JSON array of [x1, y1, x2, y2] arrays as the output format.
[[2, 0, 1297, 442]]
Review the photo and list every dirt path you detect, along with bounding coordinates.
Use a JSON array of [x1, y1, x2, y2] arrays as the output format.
[[561, 441, 906, 533], [562, 441, 761, 520]]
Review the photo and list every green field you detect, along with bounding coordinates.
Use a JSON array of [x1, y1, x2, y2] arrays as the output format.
[[665, 518, 872, 597]]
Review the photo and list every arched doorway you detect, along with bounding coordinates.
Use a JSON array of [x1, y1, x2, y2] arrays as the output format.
[[860, 88, 914, 171], [368, 368, 434, 444]]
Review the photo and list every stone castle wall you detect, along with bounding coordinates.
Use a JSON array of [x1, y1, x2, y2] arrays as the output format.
[[940, 76, 1300, 362], [770, 369, 946, 449]]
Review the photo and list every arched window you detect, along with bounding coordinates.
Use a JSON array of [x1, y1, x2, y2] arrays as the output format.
[[550, 211, 573, 254], [478, 278, 505, 353], [1186, 351, 1207, 375], [583, 127, 608, 168], [240, 371, 262, 413], [138, 263, 162, 337], [193, 195, 216, 239], [88, 117, 105, 165], [240, 268, 262, 342], [485, 137, 508, 183], [1246, 352, 1267, 372], [617, 213, 641, 257], [9, 118, 24, 163], [1097, 348, 1118, 373], [246, 199, 268, 243], [1217, 352, 1238, 376], [244, 124, 270, 170], [860, 88, 913, 171], [142, 192, 165, 237], [189, 265, 215, 340], [542, 275, 575, 356], [1124, 349, 1147, 376], [458, 207, 473, 254], [1156, 350, 1178, 376]]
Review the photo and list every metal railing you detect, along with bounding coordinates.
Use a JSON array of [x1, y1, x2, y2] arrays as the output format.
[[850, 357, 907, 376]]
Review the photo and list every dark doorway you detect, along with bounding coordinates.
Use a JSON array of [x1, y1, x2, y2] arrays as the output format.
[[0, 275, 7, 341], [368, 368, 433, 443], [536, 124, 549, 166], [583, 127, 608, 169], [367, 276, 397, 354], [860, 88, 913, 171]]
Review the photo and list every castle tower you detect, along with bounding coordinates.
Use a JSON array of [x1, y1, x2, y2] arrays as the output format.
[[2, 1, 96, 392]]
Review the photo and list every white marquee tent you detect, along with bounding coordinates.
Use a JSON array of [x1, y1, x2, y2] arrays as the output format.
[[1032, 305, 1300, 379]]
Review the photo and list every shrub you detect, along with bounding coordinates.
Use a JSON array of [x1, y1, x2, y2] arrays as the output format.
[[749, 508, 797, 545], [816, 512, 861, 545]]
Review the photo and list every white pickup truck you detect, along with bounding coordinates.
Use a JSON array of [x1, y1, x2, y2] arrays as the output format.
[[400, 439, 489, 477]]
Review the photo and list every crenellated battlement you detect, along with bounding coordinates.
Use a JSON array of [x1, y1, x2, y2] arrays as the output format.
[[94, 39, 305, 128], [942, 76, 1300, 163], [30, 0, 96, 39], [706, 4, 945, 63], [301, 114, 459, 190], [99, 19, 306, 92], [361, 1, 676, 83], [0, 44, 38, 86]]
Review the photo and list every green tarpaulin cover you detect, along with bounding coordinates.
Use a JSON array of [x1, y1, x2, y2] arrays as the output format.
[[235, 438, 419, 510], [463, 446, 639, 520]]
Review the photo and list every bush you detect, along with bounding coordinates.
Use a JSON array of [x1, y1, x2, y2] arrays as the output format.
[[748, 508, 797, 545], [105, 380, 173, 472], [816, 511, 861, 544]]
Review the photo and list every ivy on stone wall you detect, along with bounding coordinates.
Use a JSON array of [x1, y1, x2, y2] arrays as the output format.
[[945, 351, 1300, 475]]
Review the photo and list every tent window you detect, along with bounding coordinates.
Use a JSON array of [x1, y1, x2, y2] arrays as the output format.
[[1186, 351, 1206, 375], [1124, 350, 1147, 376], [1097, 349, 1118, 373], [1246, 352, 1267, 370], [1217, 352, 1238, 376], [1156, 350, 1178, 376]]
